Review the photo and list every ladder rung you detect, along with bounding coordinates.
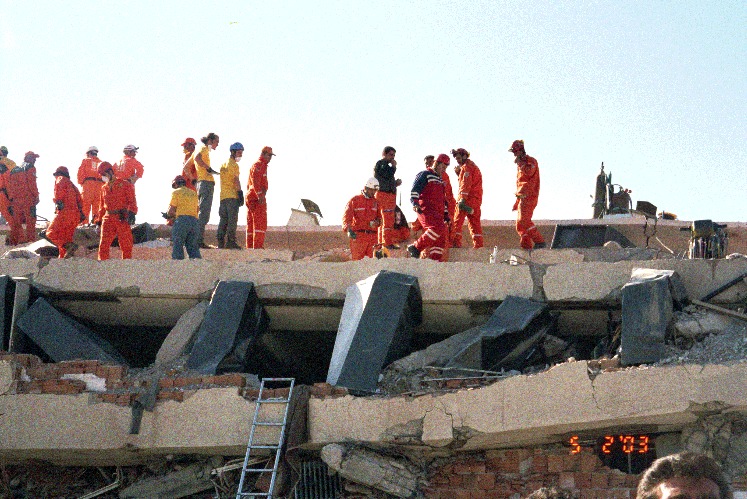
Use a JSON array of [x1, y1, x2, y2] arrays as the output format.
[[257, 398, 290, 404], [250, 444, 280, 449], [254, 422, 284, 426], [243, 468, 276, 473], [238, 493, 270, 497]]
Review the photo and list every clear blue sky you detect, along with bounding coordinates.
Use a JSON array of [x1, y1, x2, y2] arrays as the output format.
[[2, 0, 744, 227]]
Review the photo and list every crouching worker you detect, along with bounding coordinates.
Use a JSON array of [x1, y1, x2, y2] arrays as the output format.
[[46, 166, 84, 258], [164, 175, 201, 260], [343, 177, 381, 260], [407, 154, 449, 262], [96, 162, 137, 260]]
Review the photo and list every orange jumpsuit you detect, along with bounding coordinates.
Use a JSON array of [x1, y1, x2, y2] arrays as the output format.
[[451, 159, 483, 248], [0, 158, 16, 225], [390, 205, 411, 246], [114, 156, 144, 183], [343, 192, 380, 260], [246, 156, 269, 249], [6, 163, 39, 245], [513, 154, 545, 249], [46, 176, 83, 258], [182, 153, 197, 191], [97, 179, 137, 260], [77, 156, 103, 224]]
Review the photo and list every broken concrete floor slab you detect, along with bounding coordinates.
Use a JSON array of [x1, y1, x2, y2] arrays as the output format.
[[308, 360, 747, 452]]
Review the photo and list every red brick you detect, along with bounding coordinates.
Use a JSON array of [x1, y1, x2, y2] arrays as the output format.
[[331, 386, 349, 396], [547, 454, 565, 473], [274, 387, 290, 398], [158, 377, 175, 389], [116, 394, 134, 406], [453, 460, 486, 474], [105, 365, 127, 380], [244, 388, 260, 399], [564, 453, 582, 471], [212, 373, 246, 387], [445, 379, 463, 389], [574, 472, 592, 489], [41, 379, 86, 395], [448, 475, 463, 487], [172, 376, 199, 388], [26, 365, 60, 380], [559, 472, 575, 490], [580, 452, 602, 472], [157, 390, 185, 402], [608, 472, 628, 488], [531, 453, 548, 473], [451, 490, 471, 499], [591, 472, 610, 488], [97, 393, 118, 403], [477, 473, 496, 490], [609, 488, 634, 499], [430, 474, 450, 486], [310, 382, 333, 397], [625, 475, 640, 488]]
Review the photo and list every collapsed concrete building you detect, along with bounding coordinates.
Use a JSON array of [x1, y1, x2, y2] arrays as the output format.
[[0, 218, 746, 498]]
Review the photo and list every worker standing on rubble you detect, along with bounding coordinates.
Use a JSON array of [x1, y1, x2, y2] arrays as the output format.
[[96, 162, 137, 260], [450, 147, 483, 248], [115, 145, 144, 225], [407, 153, 449, 262], [46, 167, 84, 258], [343, 177, 381, 260], [7, 151, 41, 245], [165, 175, 201, 260], [245, 146, 274, 249], [181, 138, 198, 191], [194, 133, 220, 248], [76, 146, 103, 225], [0, 146, 17, 229], [217, 142, 244, 249], [373, 146, 402, 250], [509, 139, 546, 250]]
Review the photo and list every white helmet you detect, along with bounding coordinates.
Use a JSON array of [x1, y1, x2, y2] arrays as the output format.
[[365, 177, 380, 190]]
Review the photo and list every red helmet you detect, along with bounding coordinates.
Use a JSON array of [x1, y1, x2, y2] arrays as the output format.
[[181, 137, 196, 147], [97, 161, 114, 176], [52, 166, 70, 177], [436, 153, 451, 165], [172, 175, 187, 188], [509, 140, 525, 153]]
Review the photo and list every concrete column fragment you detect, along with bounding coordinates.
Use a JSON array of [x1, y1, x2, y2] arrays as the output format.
[[321, 443, 421, 498], [17, 298, 129, 365], [326, 270, 422, 392], [155, 301, 209, 367], [0, 275, 15, 350], [186, 281, 269, 374]]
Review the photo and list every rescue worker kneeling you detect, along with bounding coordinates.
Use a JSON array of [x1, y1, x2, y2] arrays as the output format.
[[46, 166, 84, 258], [407, 154, 450, 262], [164, 175, 201, 260], [96, 162, 137, 260], [342, 177, 381, 260]]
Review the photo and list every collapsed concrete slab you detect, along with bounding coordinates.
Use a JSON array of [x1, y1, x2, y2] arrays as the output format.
[[308, 360, 747, 451], [155, 301, 209, 368], [186, 281, 269, 374], [17, 298, 129, 365], [0, 275, 15, 350], [327, 271, 422, 392]]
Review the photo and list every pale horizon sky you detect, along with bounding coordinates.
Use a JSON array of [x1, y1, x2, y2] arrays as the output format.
[[2, 0, 745, 228]]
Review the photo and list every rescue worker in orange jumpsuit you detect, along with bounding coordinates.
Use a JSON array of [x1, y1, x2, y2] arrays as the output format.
[[7, 151, 40, 245], [46, 167, 84, 258], [509, 140, 546, 250], [343, 177, 381, 260], [413, 154, 456, 260], [407, 154, 450, 262], [115, 144, 143, 225], [76, 146, 103, 224], [246, 146, 275, 249], [181, 138, 198, 191], [390, 205, 411, 247], [96, 162, 137, 260], [373, 146, 402, 250], [0, 146, 17, 227], [450, 147, 483, 248]]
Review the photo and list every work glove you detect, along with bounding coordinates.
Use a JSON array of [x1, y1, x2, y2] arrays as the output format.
[[207, 167, 219, 175], [127, 211, 136, 225], [55, 201, 64, 212], [412, 205, 422, 214], [161, 211, 173, 220], [30, 205, 36, 218], [118, 210, 127, 222], [237, 190, 243, 202], [369, 219, 380, 228], [347, 229, 357, 240], [7, 205, 13, 217], [444, 212, 450, 223], [457, 199, 473, 214]]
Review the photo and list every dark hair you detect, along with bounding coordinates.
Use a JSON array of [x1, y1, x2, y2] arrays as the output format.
[[424, 155, 435, 161], [201, 133, 219, 145], [525, 486, 575, 499], [636, 452, 731, 499], [382, 146, 396, 155]]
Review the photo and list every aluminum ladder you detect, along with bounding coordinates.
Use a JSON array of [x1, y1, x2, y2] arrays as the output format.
[[236, 377, 295, 499]]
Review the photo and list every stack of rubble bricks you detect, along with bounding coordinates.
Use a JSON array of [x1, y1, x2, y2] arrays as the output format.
[[0, 352, 256, 405], [424, 448, 641, 499]]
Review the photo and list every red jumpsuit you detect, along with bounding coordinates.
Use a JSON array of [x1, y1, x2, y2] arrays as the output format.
[[451, 158, 483, 248], [0, 158, 15, 225], [77, 156, 103, 224], [410, 168, 447, 262], [390, 205, 411, 246], [246, 156, 269, 249], [342, 192, 380, 260], [513, 154, 545, 249], [6, 164, 39, 245], [97, 179, 137, 260], [115, 156, 144, 183], [46, 176, 83, 258], [182, 153, 197, 192]]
